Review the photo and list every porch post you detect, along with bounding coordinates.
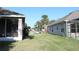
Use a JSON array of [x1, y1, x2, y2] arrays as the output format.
[[5, 19, 6, 37], [75, 23, 77, 39], [65, 20, 68, 37], [65, 20, 67, 37], [18, 18, 23, 40]]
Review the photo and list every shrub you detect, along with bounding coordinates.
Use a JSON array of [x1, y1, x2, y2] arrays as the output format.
[[23, 24, 29, 39]]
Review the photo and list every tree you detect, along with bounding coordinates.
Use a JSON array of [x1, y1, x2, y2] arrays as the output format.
[[34, 21, 42, 31], [27, 26, 31, 29], [41, 15, 49, 25], [41, 15, 49, 29], [34, 15, 49, 31]]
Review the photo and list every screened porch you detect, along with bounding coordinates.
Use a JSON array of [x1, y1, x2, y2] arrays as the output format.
[[0, 17, 18, 37], [67, 18, 79, 39]]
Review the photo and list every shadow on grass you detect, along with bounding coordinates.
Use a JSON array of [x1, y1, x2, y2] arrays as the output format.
[[23, 35, 34, 40], [0, 41, 16, 51]]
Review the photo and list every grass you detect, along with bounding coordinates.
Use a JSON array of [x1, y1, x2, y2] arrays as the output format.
[[1, 32, 79, 51], [10, 32, 79, 51]]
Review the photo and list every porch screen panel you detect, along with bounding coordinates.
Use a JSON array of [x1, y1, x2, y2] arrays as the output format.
[[77, 23, 79, 32], [6, 19, 18, 37], [70, 23, 76, 33], [0, 19, 5, 37], [71, 23, 79, 33]]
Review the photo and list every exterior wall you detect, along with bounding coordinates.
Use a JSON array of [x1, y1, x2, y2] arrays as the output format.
[[0, 37, 20, 41], [47, 26, 52, 33], [47, 22, 66, 36], [48, 21, 79, 39]]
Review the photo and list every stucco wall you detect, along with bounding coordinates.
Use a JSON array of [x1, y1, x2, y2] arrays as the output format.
[[47, 22, 66, 36]]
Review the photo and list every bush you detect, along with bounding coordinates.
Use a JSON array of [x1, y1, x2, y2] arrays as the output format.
[[23, 24, 29, 39]]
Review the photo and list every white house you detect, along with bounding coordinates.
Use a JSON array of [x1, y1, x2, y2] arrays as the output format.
[[0, 8, 25, 41], [47, 10, 79, 39]]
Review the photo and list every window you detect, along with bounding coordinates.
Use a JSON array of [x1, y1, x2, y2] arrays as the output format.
[[57, 26, 58, 30], [52, 26, 53, 32], [61, 28, 64, 32], [52, 29, 53, 32]]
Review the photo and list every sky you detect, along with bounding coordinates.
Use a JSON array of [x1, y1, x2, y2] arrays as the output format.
[[4, 7, 79, 28]]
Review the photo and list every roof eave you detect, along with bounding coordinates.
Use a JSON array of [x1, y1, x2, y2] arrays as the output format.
[[0, 15, 25, 17]]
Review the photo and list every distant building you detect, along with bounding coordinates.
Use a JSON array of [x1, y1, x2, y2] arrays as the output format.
[[47, 10, 79, 39], [0, 8, 25, 41]]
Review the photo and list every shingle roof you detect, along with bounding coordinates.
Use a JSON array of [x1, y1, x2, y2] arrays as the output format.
[[0, 8, 24, 15], [48, 10, 79, 26]]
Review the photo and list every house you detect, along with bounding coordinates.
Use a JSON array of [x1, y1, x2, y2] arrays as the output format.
[[47, 10, 79, 39], [0, 8, 25, 41]]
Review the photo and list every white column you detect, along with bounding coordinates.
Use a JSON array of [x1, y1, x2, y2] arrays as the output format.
[[65, 20, 68, 37], [18, 18, 23, 40]]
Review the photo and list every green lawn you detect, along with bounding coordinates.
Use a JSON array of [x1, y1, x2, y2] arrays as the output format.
[[1, 32, 79, 51]]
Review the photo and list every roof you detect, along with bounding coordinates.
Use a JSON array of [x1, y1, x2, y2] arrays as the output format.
[[0, 8, 25, 17], [48, 10, 79, 26]]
